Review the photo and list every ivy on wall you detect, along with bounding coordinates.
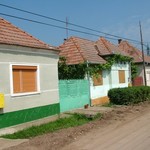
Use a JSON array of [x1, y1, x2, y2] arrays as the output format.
[[58, 54, 137, 80], [58, 57, 86, 79], [131, 62, 138, 80]]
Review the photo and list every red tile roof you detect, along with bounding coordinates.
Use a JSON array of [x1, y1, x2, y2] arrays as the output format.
[[96, 37, 129, 56], [0, 17, 57, 51], [59, 37, 106, 65], [118, 41, 150, 63]]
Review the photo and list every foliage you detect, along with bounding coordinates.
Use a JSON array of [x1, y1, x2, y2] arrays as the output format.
[[131, 62, 138, 80], [2, 113, 102, 139], [58, 57, 87, 79], [105, 54, 132, 63], [108, 86, 150, 105], [58, 54, 132, 79]]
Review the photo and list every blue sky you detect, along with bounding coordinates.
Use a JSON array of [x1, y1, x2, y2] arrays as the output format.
[[0, 0, 150, 48]]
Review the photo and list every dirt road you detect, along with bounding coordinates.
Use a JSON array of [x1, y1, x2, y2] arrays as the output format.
[[62, 107, 150, 150], [5, 102, 150, 150]]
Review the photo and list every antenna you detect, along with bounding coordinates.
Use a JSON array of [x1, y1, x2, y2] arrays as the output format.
[[66, 17, 69, 39]]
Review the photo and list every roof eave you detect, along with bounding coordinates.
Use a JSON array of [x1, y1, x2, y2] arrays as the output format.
[[0, 42, 60, 53], [98, 53, 114, 57]]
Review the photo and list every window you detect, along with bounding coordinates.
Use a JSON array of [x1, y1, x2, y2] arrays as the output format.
[[118, 70, 125, 83], [12, 65, 38, 94], [93, 71, 103, 86]]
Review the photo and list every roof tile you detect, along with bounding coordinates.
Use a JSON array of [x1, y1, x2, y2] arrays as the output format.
[[0, 17, 57, 50], [96, 37, 129, 56], [118, 41, 150, 63], [59, 37, 106, 65]]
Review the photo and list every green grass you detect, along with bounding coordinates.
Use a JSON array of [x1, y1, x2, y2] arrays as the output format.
[[1, 113, 102, 139]]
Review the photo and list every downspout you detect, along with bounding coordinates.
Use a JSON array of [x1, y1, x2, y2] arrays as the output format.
[[86, 60, 92, 106]]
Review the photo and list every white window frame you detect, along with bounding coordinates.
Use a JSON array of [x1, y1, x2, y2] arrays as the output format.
[[10, 64, 40, 97]]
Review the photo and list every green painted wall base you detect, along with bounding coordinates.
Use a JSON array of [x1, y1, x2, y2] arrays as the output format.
[[0, 103, 60, 129]]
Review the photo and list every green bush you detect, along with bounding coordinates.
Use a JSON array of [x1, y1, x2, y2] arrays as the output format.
[[108, 86, 150, 105]]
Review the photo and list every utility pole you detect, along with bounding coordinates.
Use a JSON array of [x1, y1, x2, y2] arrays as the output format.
[[139, 21, 147, 86]]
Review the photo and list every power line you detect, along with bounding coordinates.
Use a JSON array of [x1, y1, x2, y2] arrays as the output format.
[[0, 4, 66, 24], [1, 12, 147, 47], [0, 3, 143, 44], [0, 12, 120, 41]]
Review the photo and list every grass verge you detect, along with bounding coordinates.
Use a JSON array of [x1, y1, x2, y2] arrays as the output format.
[[1, 113, 102, 139]]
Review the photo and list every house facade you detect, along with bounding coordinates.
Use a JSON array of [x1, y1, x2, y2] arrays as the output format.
[[90, 63, 129, 105], [0, 18, 60, 128], [118, 40, 150, 86], [59, 37, 130, 106], [91, 38, 130, 105]]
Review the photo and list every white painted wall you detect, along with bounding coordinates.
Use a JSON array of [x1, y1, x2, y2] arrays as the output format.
[[135, 64, 150, 86], [90, 70, 110, 99], [0, 45, 59, 113], [146, 65, 150, 86], [111, 63, 129, 88], [90, 63, 130, 99]]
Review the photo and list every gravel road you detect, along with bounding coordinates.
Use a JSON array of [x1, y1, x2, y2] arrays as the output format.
[[4, 102, 150, 150], [63, 105, 150, 150]]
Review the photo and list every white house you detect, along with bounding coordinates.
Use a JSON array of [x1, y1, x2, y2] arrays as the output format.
[[59, 36, 130, 105], [119, 40, 150, 86], [0, 18, 60, 128]]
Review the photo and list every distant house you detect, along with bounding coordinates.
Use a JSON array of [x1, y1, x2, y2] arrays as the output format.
[[59, 36, 130, 105], [118, 40, 150, 86], [95, 37, 130, 103], [0, 18, 60, 129]]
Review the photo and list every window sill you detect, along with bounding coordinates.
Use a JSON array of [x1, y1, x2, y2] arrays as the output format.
[[93, 84, 103, 86], [11, 91, 40, 97]]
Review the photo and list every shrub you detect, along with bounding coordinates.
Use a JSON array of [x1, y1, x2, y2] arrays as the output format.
[[108, 86, 150, 105]]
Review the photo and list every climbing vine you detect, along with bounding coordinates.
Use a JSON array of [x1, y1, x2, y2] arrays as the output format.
[[58, 57, 87, 79], [58, 54, 136, 80], [131, 62, 138, 80]]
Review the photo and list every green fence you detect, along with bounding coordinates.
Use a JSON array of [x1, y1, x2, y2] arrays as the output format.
[[59, 80, 90, 112]]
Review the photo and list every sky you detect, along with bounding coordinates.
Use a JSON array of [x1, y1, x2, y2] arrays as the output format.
[[0, 0, 150, 50]]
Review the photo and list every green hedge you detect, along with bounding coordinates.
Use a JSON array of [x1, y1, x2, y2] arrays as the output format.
[[108, 86, 150, 105]]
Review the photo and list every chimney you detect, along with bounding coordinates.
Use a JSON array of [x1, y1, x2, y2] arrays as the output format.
[[118, 39, 122, 44]]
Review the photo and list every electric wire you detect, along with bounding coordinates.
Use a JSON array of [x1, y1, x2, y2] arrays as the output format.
[[0, 12, 123, 42], [0, 3, 143, 44], [0, 12, 148, 47]]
